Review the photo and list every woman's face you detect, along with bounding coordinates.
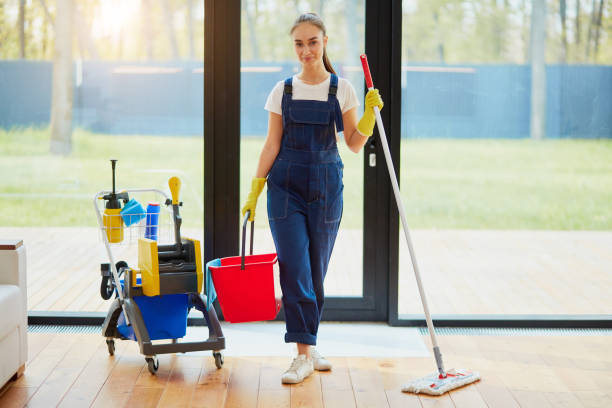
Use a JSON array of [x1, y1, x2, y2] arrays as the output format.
[[292, 23, 328, 68]]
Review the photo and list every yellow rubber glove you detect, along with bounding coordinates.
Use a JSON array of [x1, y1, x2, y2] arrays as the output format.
[[357, 89, 384, 137], [241, 177, 266, 221]]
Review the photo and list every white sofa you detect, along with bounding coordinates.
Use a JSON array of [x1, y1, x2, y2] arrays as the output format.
[[0, 240, 27, 389]]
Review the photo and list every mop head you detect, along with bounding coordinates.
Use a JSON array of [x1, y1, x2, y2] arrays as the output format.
[[401, 368, 481, 396]]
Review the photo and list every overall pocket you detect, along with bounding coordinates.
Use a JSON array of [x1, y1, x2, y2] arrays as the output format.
[[288, 106, 331, 150], [267, 161, 290, 221], [324, 164, 344, 224]]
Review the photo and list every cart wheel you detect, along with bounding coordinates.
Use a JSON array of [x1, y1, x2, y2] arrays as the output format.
[[146, 357, 159, 374], [100, 276, 113, 300], [116, 261, 128, 275], [213, 352, 223, 369], [106, 339, 115, 356]]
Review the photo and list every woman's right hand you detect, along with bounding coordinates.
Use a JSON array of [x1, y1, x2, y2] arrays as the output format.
[[242, 177, 267, 221]]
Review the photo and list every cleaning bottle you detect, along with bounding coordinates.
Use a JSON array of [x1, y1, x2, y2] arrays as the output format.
[[103, 159, 128, 243]]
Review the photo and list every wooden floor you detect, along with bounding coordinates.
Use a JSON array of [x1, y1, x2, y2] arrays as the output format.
[[1, 227, 610, 315], [1, 332, 611, 407]]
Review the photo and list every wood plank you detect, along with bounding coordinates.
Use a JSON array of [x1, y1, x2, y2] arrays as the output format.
[[385, 390, 422, 408], [157, 367, 201, 408], [5, 331, 612, 408], [418, 393, 455, 408], [258, 356, 290, 408], [473, 372, 519, 408], [319, 357, 352, 391], [122, 352, 179, 407], [543, 391, 584, 408], [375, 358, 421, 408], [510, 389, 553, 408], [290, 372, 323, 408], [437, 335, 516, 408], [0, 386, 37, 408], [224, 357, 260, 408], [191, 383, 229, 408], [258, 390, 291, 408], [27, 239, 94, 310], [322, 389, 358, 408], [124, 386, 164, 408], [5, 227, 612, 314], [191, 355, 232, 408], [13, 333, 79, 388], [259, 356, 290, 391], [347, 357, 389, 408], [447, 384, 487, 408], [89, 343, 145, 408], [57, 337, 129, 408], [24, 332, 57, 365], [320, 357, 357, 408], [26, 334, 103, 408], [574, 391, 612, 408], [134, 353, 177, 388]]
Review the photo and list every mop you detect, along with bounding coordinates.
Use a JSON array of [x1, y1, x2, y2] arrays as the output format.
[[360, 54, 480, 396]]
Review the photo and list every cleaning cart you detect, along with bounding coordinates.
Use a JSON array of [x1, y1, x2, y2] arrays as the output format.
[[93, 160, 224, 374]]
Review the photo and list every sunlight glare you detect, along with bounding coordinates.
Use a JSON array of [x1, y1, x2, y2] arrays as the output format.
[[91, 0, 141, 39]]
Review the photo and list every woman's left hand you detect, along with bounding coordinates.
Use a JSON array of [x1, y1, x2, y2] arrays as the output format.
[[357, 89, 384, 136], [365, 89, 384, 113]]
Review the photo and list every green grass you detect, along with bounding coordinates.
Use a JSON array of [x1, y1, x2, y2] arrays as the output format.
[[396, 139, 612, 229], [2, 127, 611, 230], [1, 127, 203, 228]]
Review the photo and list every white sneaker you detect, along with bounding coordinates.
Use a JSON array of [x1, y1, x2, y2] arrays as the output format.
[[311, 348, 332, 371], [281, 354, 314, 384]]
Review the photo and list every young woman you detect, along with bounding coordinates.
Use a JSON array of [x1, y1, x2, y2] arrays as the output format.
[[241, 12, 383, 384]]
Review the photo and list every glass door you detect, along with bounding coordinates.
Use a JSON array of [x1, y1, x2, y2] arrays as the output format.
[[239, 0, 384, 320]]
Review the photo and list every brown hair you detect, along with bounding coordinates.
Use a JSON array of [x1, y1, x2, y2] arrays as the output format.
[[290, 13, 336, 74]]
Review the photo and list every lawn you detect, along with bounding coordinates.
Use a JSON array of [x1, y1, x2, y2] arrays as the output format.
[[2, 127, 611, 230]]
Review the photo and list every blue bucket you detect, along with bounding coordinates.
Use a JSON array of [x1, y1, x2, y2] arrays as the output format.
[[117, 278, 189, 341]]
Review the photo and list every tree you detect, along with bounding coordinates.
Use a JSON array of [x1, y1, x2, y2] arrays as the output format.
[[75, 3, 99, 59], [575, 0, 581, 48], [49, 0, 74, 155], [187, 0, 195, 59], [559, 0, 567, 62], [244, 0, 260, 60], [593, 0, 606, 61], [161, 0, 180, 59], [18, 0, 25, 58], [530, 0, 547, 140], [142, 0, 155, 59]]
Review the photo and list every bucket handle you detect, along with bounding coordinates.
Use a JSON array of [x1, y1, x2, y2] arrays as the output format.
[[241, 211, 255, 270]]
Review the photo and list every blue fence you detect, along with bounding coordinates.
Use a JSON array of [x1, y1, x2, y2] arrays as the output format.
[[0, 60, 610, 138]]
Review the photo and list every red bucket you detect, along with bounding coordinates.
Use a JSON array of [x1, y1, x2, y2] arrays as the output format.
[[210, 252, 281, 323]]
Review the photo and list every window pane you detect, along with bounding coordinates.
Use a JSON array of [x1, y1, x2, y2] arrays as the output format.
[[0, 0, 205, 313], [399, 0, 612, 316]]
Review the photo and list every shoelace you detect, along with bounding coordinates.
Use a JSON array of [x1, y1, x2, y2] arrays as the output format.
[[286, 358, 304, 374]]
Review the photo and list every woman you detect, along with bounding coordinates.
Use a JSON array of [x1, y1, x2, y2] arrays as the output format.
[[242, 12, 383, 384]]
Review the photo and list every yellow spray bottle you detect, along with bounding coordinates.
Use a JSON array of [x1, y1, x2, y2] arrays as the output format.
[[103, 159, 125, 243]]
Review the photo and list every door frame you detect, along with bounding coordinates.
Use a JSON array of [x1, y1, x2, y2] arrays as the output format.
[[203, 0, 402, 322]]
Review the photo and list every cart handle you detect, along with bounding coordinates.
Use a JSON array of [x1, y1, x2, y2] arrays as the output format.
[[241, 211, 255, 270]]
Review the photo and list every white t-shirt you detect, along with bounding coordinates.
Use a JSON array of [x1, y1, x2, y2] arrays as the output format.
[[264, 75, 360, 117]]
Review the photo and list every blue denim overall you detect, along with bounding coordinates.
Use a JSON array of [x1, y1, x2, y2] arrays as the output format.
[[267, 74, 344, 345]]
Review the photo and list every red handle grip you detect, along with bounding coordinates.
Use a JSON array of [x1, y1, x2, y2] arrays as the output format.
[[360, 54, 374, 89]]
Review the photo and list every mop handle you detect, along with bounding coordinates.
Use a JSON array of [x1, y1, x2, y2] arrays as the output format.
[[360, 54, 445, 375]]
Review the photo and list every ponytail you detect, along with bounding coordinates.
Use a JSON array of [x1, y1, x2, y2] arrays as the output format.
[[322, 48, 336, 74]]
